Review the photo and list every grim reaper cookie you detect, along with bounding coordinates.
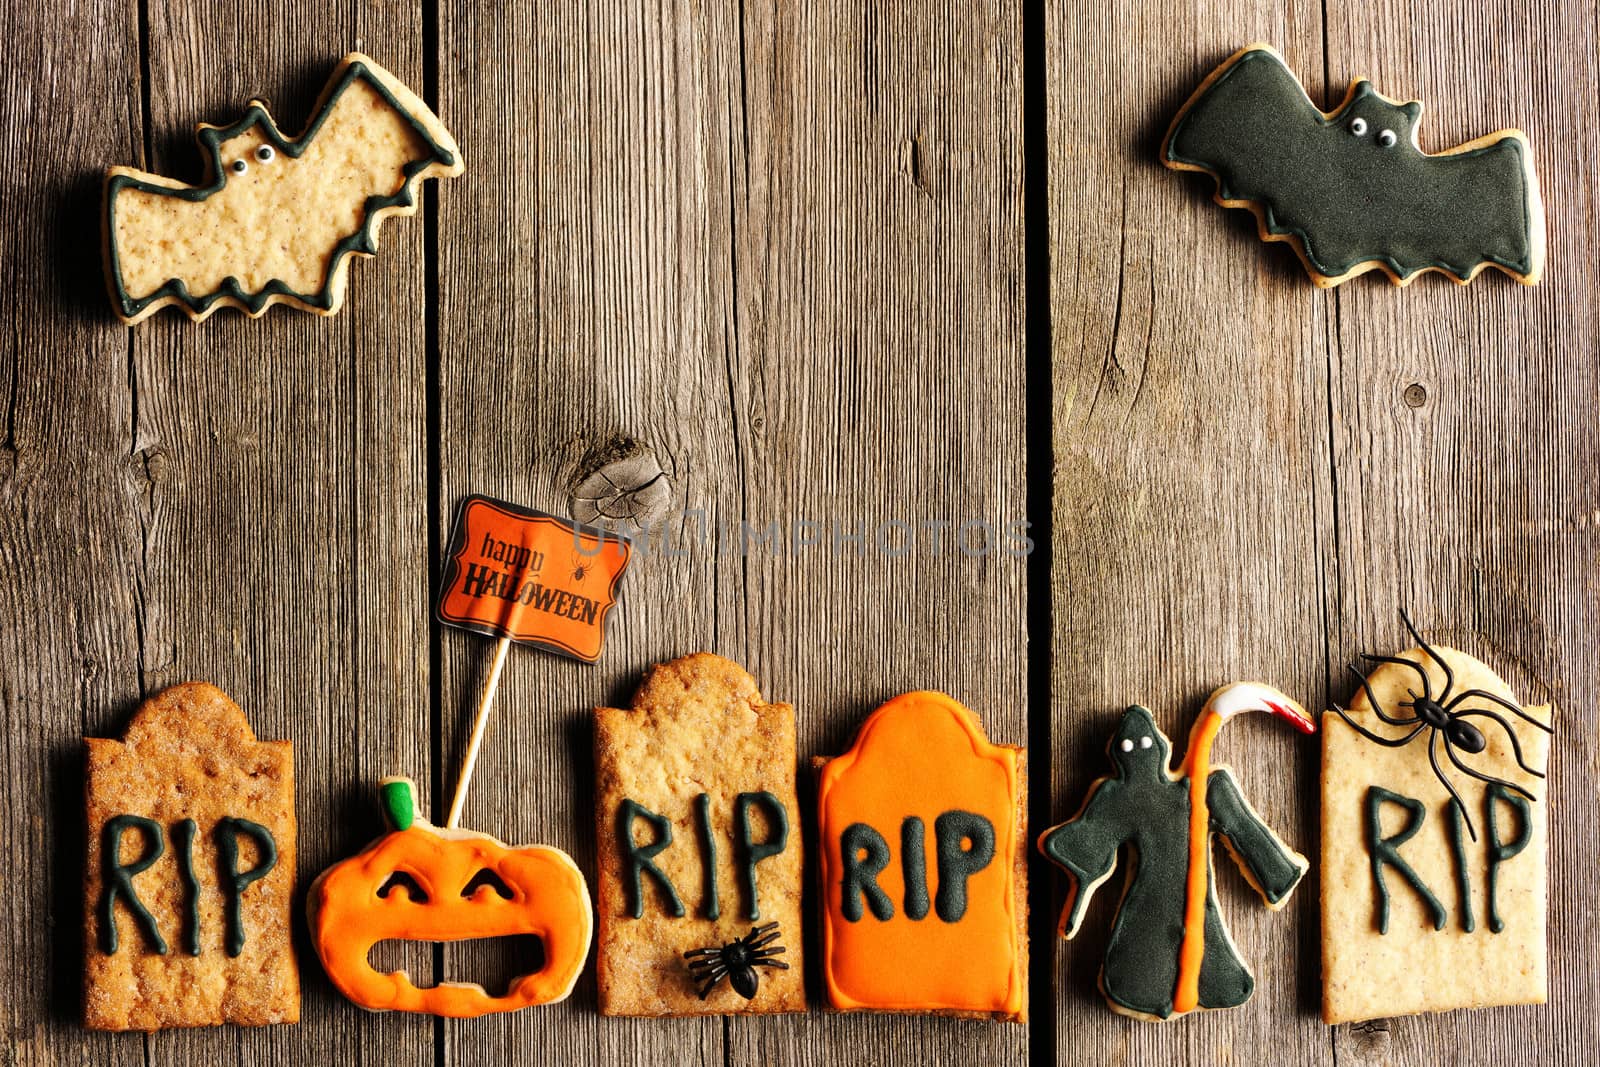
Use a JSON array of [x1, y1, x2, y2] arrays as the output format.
[[103, 52, 462, 323], [85, 683, 297, 1030], [1162, 43, 1543, 287], [593, 654, 804, 1015], [1038, 684, 1314, 1021], [1321, 614, 1553, 1023]]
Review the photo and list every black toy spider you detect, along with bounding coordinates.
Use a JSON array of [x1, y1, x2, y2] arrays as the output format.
[[1331, 610, 1552, 840], [684, 921, 789, 1000]]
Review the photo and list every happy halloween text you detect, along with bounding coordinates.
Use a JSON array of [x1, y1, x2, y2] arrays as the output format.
[[458, 533, 601, 625]]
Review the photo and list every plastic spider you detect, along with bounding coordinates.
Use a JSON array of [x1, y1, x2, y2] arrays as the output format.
[[1331, 610, 1552, 840], [684, 921, 788, 1000]]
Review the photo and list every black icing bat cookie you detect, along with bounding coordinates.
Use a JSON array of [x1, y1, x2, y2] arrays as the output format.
[[1162, 44, 1544, 287], [103, 53, 463, 324]]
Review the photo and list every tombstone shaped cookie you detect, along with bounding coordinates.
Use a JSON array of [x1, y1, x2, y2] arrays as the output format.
[[1321, 615, 1553, 1023], [593, 653, 804, 1015], [85, 683, 297, 1030], [817, 691, 1026, 1021]]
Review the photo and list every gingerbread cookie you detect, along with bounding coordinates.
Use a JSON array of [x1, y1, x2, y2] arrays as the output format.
[[816, 691, 1026, 1021], [1038, 684, 1314, 1021], [1163, 43, 1543, 287], [307, 777, 591, 1018], [1321, 614, 1552, 1023], [103, 52, 462, 324], [85, 682, 297, 1030], [593, 653, 804, 1015]]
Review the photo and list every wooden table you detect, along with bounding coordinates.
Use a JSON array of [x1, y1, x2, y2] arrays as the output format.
[[3, 2, 1592, 1063]]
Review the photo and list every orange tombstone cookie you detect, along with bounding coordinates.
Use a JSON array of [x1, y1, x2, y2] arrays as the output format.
[[816, 691, 1027, 1021], [308, 777, 592, 1018]]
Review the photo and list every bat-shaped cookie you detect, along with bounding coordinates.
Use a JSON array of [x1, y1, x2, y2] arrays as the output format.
[[1162, 44, 1543, 287], [103, 53, 463, 324]]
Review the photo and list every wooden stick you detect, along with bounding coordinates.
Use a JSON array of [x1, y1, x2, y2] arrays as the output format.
[[446, 634, 512, 829]]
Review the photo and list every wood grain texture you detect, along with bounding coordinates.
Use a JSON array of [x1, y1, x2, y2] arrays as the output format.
[[435, 0, 1026, 1061], [1046, 2, 1333, 1061], [4, 0, 1594, 1064], [1320, 1, 1598, 1062], [0, 0, 147, 1063], [1048, 0, 1597, 1062], [1, 2, 438, 1061]]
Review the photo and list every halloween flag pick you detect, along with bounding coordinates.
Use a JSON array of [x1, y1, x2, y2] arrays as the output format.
[[436, 494, 631, 828]]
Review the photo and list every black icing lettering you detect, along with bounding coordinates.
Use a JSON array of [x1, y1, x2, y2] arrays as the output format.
[[215, 817, 277, 957], [900, 816, 930, 920], [840, 823, 893, 922], [734, 791, 789, 922], [694, 792, 719, 921], [172, 818, 202, 955], [1484, 783, 1532, 934], [99, 815, 168, 955], [933, 810, 995, 923], [618, 799, 685, 919], [1365, 786, 1445, 934], [1445, 798, 1475, 933]]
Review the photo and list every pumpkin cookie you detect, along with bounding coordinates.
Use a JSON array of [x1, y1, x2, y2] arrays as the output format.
[[85, 682, 297, 1030], [307, 778, 591, 1018], [593, 653, 805, 1015]]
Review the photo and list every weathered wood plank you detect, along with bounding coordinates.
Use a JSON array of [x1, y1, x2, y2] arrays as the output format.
[[0, 0, 147, 1062], [725, 0, 1029, 1062], [1320, 2, 1599, 1063], [435, 0, 1027, 1063], [1046, 2, 1335, 1061], [434, 1, 735, 1062], [5, 4, 438, 1061]]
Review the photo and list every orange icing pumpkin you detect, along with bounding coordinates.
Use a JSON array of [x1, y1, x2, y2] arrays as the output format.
[[308, 777, 592, 1017], [817, 692, 1026, 1020]]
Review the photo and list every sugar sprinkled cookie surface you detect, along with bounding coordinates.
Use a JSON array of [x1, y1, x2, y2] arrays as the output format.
[[103, 52, 462, 324], [84, 682, 297, 1031], [817, 691, 1027, 1021], [1321, 634, 1552, 1024], [593, 653, 805, 1015]]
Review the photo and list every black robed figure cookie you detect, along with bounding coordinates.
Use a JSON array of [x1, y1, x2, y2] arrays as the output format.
[[1162, 43, 1544, 287], [1039, 703, 1308, 1021]]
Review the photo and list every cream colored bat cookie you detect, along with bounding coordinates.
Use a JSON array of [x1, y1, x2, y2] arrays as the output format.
[[103, 52, 462, 324]]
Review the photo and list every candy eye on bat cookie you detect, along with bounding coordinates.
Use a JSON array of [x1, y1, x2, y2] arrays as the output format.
[[684, 921, 789, 1000], [1331, 610, 1552, 840]]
